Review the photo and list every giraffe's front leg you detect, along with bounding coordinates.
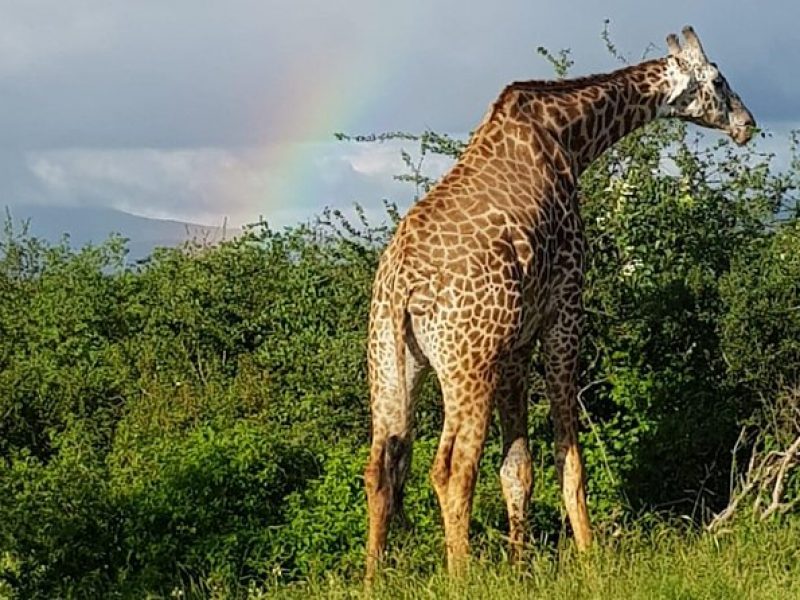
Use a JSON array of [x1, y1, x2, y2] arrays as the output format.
[[543, 302, 592, 551], [496, 347, 534, 563]]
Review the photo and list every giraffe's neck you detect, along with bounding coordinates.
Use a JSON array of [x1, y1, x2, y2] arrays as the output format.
[[511, 58, 672, 176]]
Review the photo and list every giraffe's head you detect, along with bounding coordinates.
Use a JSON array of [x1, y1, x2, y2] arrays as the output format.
[[662, 26, 755, 145]]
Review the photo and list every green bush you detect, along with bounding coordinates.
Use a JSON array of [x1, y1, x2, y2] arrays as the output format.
[[721, 220, 800, 393], [0, 420, 118, 597], [111, 420, 316, 593]]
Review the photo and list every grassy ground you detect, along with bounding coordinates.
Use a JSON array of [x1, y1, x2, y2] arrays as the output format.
[[260, 518, 800, 600]]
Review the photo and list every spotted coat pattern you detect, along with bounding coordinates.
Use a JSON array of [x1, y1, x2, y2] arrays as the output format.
[[363, 27, 755, 579]]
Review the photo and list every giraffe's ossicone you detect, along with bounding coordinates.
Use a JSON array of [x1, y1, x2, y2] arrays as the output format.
[[364, 26, 755, 580]]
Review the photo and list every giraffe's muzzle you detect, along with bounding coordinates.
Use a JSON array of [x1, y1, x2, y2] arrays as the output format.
[[729, 104, 756, 146]]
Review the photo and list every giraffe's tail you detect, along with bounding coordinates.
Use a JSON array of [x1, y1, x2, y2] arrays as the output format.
[[390, 270, 410, 423], [384, 262, 413, 524]]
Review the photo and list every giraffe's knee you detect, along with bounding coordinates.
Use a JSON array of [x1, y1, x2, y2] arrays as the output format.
[[560, 445, 584, 488], [500, 439, 533, 506], [553, 441, 570, 483], [364, 453, 384, 497], [364, 470, 381, 498], [430, 446, 455, 502], [430, 458, 449, 494]]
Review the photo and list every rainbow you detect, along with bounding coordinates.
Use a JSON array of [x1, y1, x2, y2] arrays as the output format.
[[239, 17, 411, 228]]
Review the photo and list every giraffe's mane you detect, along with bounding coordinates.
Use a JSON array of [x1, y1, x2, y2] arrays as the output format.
[[504, 58, 664, 96]]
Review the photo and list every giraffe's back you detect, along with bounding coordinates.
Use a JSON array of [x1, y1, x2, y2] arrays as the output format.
[[378, 176, 564, 367]]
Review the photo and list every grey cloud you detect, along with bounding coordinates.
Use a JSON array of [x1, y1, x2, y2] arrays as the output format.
[[1, 1, 796, 151], [17, 139, 450, 227]]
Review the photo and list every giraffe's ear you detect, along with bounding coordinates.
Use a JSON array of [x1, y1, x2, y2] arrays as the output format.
[[666, 33, 681, 56]]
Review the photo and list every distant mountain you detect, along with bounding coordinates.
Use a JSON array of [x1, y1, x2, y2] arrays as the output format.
[[2, 204, 239, 260]]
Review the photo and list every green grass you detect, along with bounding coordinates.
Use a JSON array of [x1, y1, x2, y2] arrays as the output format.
[[257, 519, 800, 600]]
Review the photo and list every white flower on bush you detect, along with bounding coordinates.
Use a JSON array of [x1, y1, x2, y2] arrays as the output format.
[[604, 179, 638, 212], [622, 258, 644, 277]]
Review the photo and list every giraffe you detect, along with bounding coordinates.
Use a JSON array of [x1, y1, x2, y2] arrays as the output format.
[[364, 26, 755, 578]]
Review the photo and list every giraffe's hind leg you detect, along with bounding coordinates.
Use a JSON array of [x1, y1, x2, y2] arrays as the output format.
[[430, 374, 494, 574], [364, 329, 426, 582]]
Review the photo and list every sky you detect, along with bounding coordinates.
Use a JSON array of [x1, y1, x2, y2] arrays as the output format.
[[1, 0, 798, 229]]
